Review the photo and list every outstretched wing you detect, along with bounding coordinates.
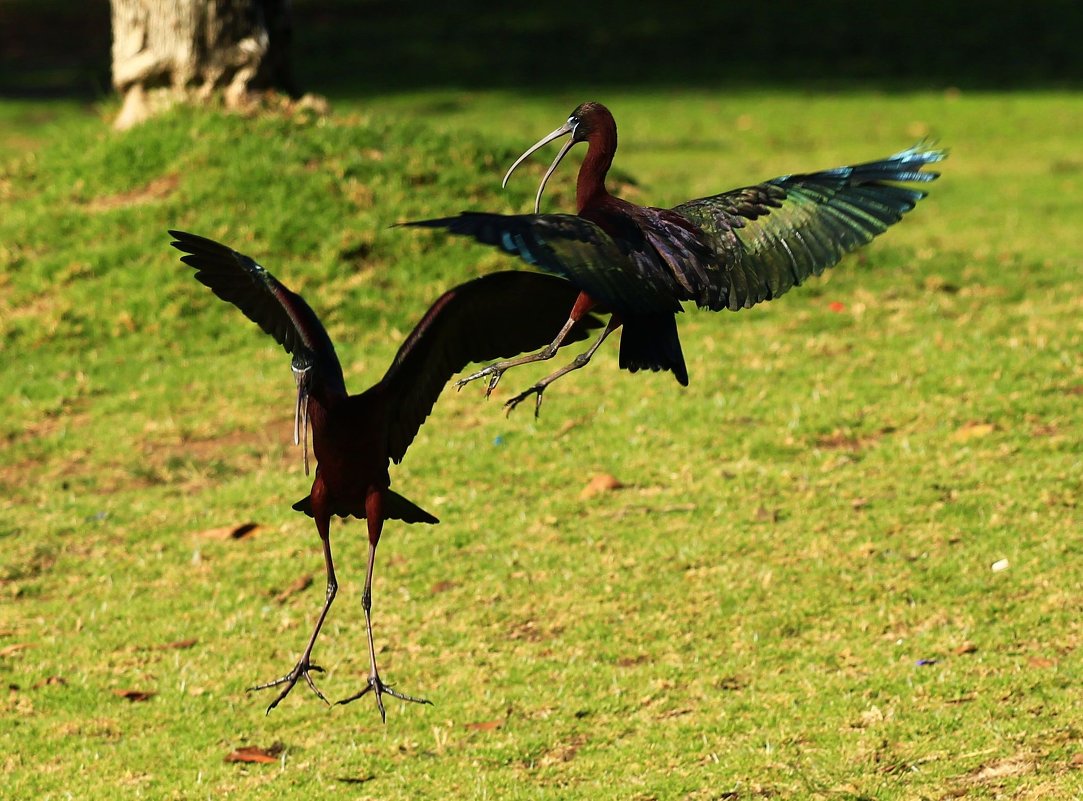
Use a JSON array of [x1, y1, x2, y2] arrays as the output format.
[[169, 230, 346, 396], [402, 213, 682, 314], [672, 142, 945, 311], [170, 230, 348, 475], [376, 270, 604, 463]]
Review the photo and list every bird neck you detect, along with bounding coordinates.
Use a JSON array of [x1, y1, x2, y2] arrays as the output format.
[[576, 128, 616, 212]]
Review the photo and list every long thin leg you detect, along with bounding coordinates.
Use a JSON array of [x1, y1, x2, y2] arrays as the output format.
[[506, 315, 623, 417], [455, 292, 597, 396], [336, 488, 432, 721], [248, 506, 336, 713]]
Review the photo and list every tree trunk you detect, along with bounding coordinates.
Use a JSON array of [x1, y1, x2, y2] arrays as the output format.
[[110, 0, 296, 129]]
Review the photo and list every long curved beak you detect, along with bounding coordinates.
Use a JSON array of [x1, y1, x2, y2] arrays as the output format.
[[292, 365, 311, 476], [502, 121, 576, 213]]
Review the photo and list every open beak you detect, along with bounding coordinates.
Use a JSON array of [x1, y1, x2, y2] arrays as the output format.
[[292, 365, 311, 476], [502, 121, 576, 213]]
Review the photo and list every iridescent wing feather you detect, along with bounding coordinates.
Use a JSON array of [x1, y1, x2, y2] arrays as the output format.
[[402, 214, 682, 314], [405, 143, 944, 316], [673, 142, 945, 311]]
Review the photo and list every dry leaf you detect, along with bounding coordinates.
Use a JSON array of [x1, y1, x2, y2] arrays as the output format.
[[715, 675, 745, 691], [954, 642, 978, 655], [950, 422, 995, 443], [274, 574, 313, 603], [1028, 656, 1056, 668], [197, 522, 261, 540], [1069, 753, 1083, 768], [464, 719, 504, 731], [923, 274, 960, 293], [225, 745, 281, 764], [0, 643, 34, 658], [658, 707, 693, 719], [816, 431, 862, 450], [855, 705, 885, 728], [555, 419, 580, 439], [34, 676, 67, 688], [659, 503, 696, 513], [430, 580, 458, 595], [946, 693, 977, 705], [579, 474, 623, 499], [158, 638, 198, 650], [112, 689, 155, 702], [754, 506, 780, 523]]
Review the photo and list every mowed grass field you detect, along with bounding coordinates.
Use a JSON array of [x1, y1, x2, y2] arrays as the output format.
[[1, 89, 1081, 799]]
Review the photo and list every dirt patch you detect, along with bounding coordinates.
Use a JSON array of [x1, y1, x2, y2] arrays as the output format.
[[963, 753, 1034, 785], [85, 174, 179, 212], [815, 427, 892, 451], [537, 733, 588, 767]]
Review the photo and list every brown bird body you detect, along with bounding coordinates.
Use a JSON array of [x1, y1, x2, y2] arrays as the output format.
[[170, 230, 600, 720], [406, 102, 944, 414]]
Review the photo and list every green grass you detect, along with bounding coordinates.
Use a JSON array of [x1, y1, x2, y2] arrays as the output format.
[[1, 89, 1081, 799]]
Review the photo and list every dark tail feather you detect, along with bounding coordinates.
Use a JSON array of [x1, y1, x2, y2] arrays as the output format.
[[292, 489, 439, 524], [618, 314, 689, 386], [384, 490, 439, 524]]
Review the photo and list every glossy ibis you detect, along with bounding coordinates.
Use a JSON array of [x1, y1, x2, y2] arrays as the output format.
[[170, 230, 601, 720], [405, 101, 944, 415]]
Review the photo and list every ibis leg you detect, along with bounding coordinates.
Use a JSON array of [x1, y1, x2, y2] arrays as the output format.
[[336, 491, 432, 722], [505, 315, 623, 417], [455, 292, 597, 396], [248, 511, 336, 713], [455, 314, 579, 396]]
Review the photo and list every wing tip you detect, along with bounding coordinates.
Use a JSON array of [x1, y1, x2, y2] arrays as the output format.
[[398, 212, 493, 234], [890, 139, 949, 177], [168, 228, 194, 252]]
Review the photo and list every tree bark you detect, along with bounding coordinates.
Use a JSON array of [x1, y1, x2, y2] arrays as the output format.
[[110, 0, 296, 129]]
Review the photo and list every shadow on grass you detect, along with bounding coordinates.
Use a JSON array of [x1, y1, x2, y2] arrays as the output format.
[[1, 0, 1080, 102]]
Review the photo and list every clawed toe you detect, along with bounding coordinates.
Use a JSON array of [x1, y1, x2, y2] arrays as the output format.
[[455, 365, 495, 391], [455, 364, 507, 397], [485, 370, 504, 396], [249, 660, 329, 714], [504, 385, 545, 417], [337, 673, 432, 723]]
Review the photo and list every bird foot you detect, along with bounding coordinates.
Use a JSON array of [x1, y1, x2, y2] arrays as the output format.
[[248, 659, 328, 714], [336, 672, 432, 723], [504, 384, 545, 418], [455, 364, 505, 397]]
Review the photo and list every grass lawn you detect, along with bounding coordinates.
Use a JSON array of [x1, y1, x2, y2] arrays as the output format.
[[1, 86, 1081, 799]]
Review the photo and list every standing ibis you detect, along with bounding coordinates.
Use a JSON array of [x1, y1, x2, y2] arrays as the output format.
[[170, 230, 600, 720], [405, 101, 944, 415]]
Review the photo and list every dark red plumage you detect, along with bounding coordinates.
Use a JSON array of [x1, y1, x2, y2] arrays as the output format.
[[170, 230, 601, 720], [405, 102, 944, 415]]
